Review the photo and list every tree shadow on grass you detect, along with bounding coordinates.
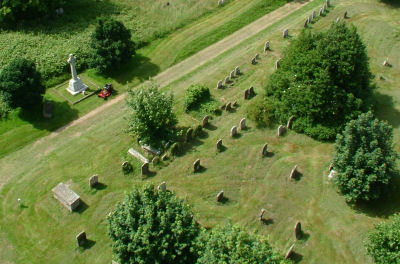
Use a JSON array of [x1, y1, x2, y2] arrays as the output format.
[[373, 92, 400, 128], [380, 0, 400, 7], [18, 100, 79, 132]]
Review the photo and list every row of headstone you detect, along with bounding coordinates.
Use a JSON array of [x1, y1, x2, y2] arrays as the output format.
[[304, 11, 316, 27], [244, 86, 256, 100], [218, 66, 241, 88]]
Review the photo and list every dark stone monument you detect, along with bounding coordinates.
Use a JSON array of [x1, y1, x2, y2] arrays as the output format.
[[76, 231, 87, 247], [141, 162, 149, 176], [193, 159, 201, 172], [89, 174, 98, 188]]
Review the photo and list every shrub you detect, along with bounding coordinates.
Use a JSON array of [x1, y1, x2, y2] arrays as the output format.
[[0, 58, 45, 109], [90, 18, 135, 73], [333, 112, 398, 203], [266, 22, 373, 141], [184, 84, 211, 112], [365, 213, 400, 264], [246, 96, 275, 127], [108, 184, 200, 264]]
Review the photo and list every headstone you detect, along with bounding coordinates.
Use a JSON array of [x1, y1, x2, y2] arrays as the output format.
[[235, 66, 240, 75], [52, 183, 80, 212], [322, 5, 326, 13], [336, 17, 340, 23], [277, 125, 286, 136], [290, 165, 298, 180], [285, 244, 295, 259], [216, 139, 223, 150], [319, 8, 323, 16], [261, 143, 268, 157], [249, 86, 255, 96], [76, 231, 87, 247], [328, 163, 333, 171], [312, 10, 316, 19], [259, 208, 266, 221], [287, 116, 294, 129], [308, 15, 312, 24], [89, 174, 98, 188], [244, 89, 250, 100], [66, 54, 88, 95], [255, 53, 260, 60], [294, 221, 302, 239], [152, 156, 160, 165], [283, 29, 289, 38], [122, 161, 129, 169], [142, 145, 161, 156], [230, 70, 235, 79], [230, 126, 237, 137], [202, 115, 210, 127], [326, 0, 330, 7], [239, 118, 246, 130], [141, 162, 149, 176], [264, 41, 270, 52], [43, 101, 53, 118], [217, 80, 223, 89], [17, 198, 22, 207], [128, 148, 149, 163], [304, 19, 308, 28], [328, 170, 336, 179], [251, 57, 256, 65], [232, 101, 238, 107], [324, 3, 328, 10], [216, 190, 224, 202], [220, 104, 226, 110], [275, 59, 281, 69], [158, 181, 166, 191], [383, 58, 390, 67], [226, 102, 232, 111], [225, 76, 230, 85], [193, 159, 201, 172], [112, 261, 119, 264], [343, 10, 348, 18], [186, 128, 194, 141]]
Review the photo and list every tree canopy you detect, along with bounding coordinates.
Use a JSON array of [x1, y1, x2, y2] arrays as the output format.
[[107, 184, 200, 264], [265, 22, 373, 140], [365, 213, 400, 264], [196, 224, 288, 264], [90, 18, 135, 73], [0, 58, 45, 109], [333, 111, 398, 203], [127, 82, 177, 146]]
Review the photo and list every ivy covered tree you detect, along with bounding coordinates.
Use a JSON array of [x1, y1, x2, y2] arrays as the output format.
[[333, 112, 398, 203], [196, 224, 288, 264], [0, 0, 65, 23], [127, 82, 177, 146], [107, 184, 200, 264], [266, 22, 373, 140], [365, 213, 400, 264], [90, 18, 135, 73], [0, 58, 45, 109]]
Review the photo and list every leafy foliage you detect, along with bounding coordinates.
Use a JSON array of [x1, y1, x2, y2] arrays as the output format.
[[265, 22, 373, 141], [184, 84, 211, 112], [90, 18, 135, 73], [107, 184, 200, 264], [0, 58, 45, 109], [246, 95, 275, 127], [196, 224, 288, 264], [0, 0, 65, 23], [333, 112, 398, 203], [127, 82, 177, 146], [365, 213, 400, 264]]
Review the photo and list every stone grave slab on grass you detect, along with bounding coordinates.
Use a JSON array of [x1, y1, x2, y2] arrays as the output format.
[[52, 182, 80, 212], [128, 148, 149, 163]]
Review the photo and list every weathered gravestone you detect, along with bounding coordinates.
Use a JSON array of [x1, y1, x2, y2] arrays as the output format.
[[255, 53, 260, 60], [217, 190, 224, 202], [235, 66, 240, 75], [230, 71, 235, 79], [158, 181, 166, 191], [264, 41, 270, 52], [308, 15, 312, 24], [285, 244, 295, 259], [283, 29, 289, 38], [290, 165, 298, 180], [259, 208, 266, 221], [343, 10, 348, 18], [218, 0, 225, 6], [312, 10, 316, 19], [152, 156, 160, 165], [186, 128, 194, 142], [193, 159, 201, 172], [383, 58, 391, 67], [336, 17, 340, 23], [217, 80, 223, 89], [225, 102, 232, 111], [275, 59, 281, 69], [142, 145, 161, 156], [76, 231, 87, 247], [216, 139, 223, 151], [225, 76, 230, 85], [89, 174, 98, 188], [261, 143, 268, 157], [230, 126, 238, 137], [244, 89, 250, 100], [202, 115, 210, 127], [52, 183, 80, 212], [251, 57, 257, 65], [232, 101, 238, 107], [294, 221, 302, 239], [304, 19, 308, 28], [122, 161, 130, 170], [277, 125, 286, 136], [249, 86, 255, 97], [239, 118, 246, 130], [141, 162, 149, 176], [287, 116, 294, 129], [319, 8, 323, 16], [326, 0, 330, 7]]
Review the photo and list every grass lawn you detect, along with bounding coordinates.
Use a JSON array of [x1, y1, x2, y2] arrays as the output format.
[[0, 0, 400, 263]]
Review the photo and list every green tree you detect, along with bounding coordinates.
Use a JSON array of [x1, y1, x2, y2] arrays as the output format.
[[90, 18, 135, 73], [266, 22, 373, 141], [0, 58, 45, 109], [0, 0, 65, 23], [183, 84, 210, 112], [107, 184, 200, 264], [333, 112, 398, 203], [196, 224, 288, 264], [127, 81, 177, 146], [0, 98, 10, 118], [365, 213, 400, 264]]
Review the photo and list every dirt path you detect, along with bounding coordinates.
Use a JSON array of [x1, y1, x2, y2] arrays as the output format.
[[35, 0, 311, 144]]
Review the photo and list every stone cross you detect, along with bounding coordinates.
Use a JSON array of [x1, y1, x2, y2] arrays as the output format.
[[67, 54, 78, 80]]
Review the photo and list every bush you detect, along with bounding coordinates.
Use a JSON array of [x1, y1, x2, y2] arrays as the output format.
[[266, 22, 373, 141], [184, 84, 211, 112], [246, 96, 275, 127], [90, 18, 135, 73], [196, 224, 288, 264], [108, 184, 200, 264], [365, 213, 400, 264], [0, 99, 10, 119], [126, 82, 177, 146], [333, 112, 398, 203], [0, 58, 45, 109]]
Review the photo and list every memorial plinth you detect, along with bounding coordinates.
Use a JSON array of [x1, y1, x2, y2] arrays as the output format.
[[66, 54, 88, 95], [52, 182, 80, 212]]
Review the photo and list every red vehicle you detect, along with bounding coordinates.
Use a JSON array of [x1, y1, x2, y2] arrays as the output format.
[[98, 83, 113, 99]]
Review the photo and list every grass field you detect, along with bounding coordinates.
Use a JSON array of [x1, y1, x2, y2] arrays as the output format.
[[0, 0, 400, 263]]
